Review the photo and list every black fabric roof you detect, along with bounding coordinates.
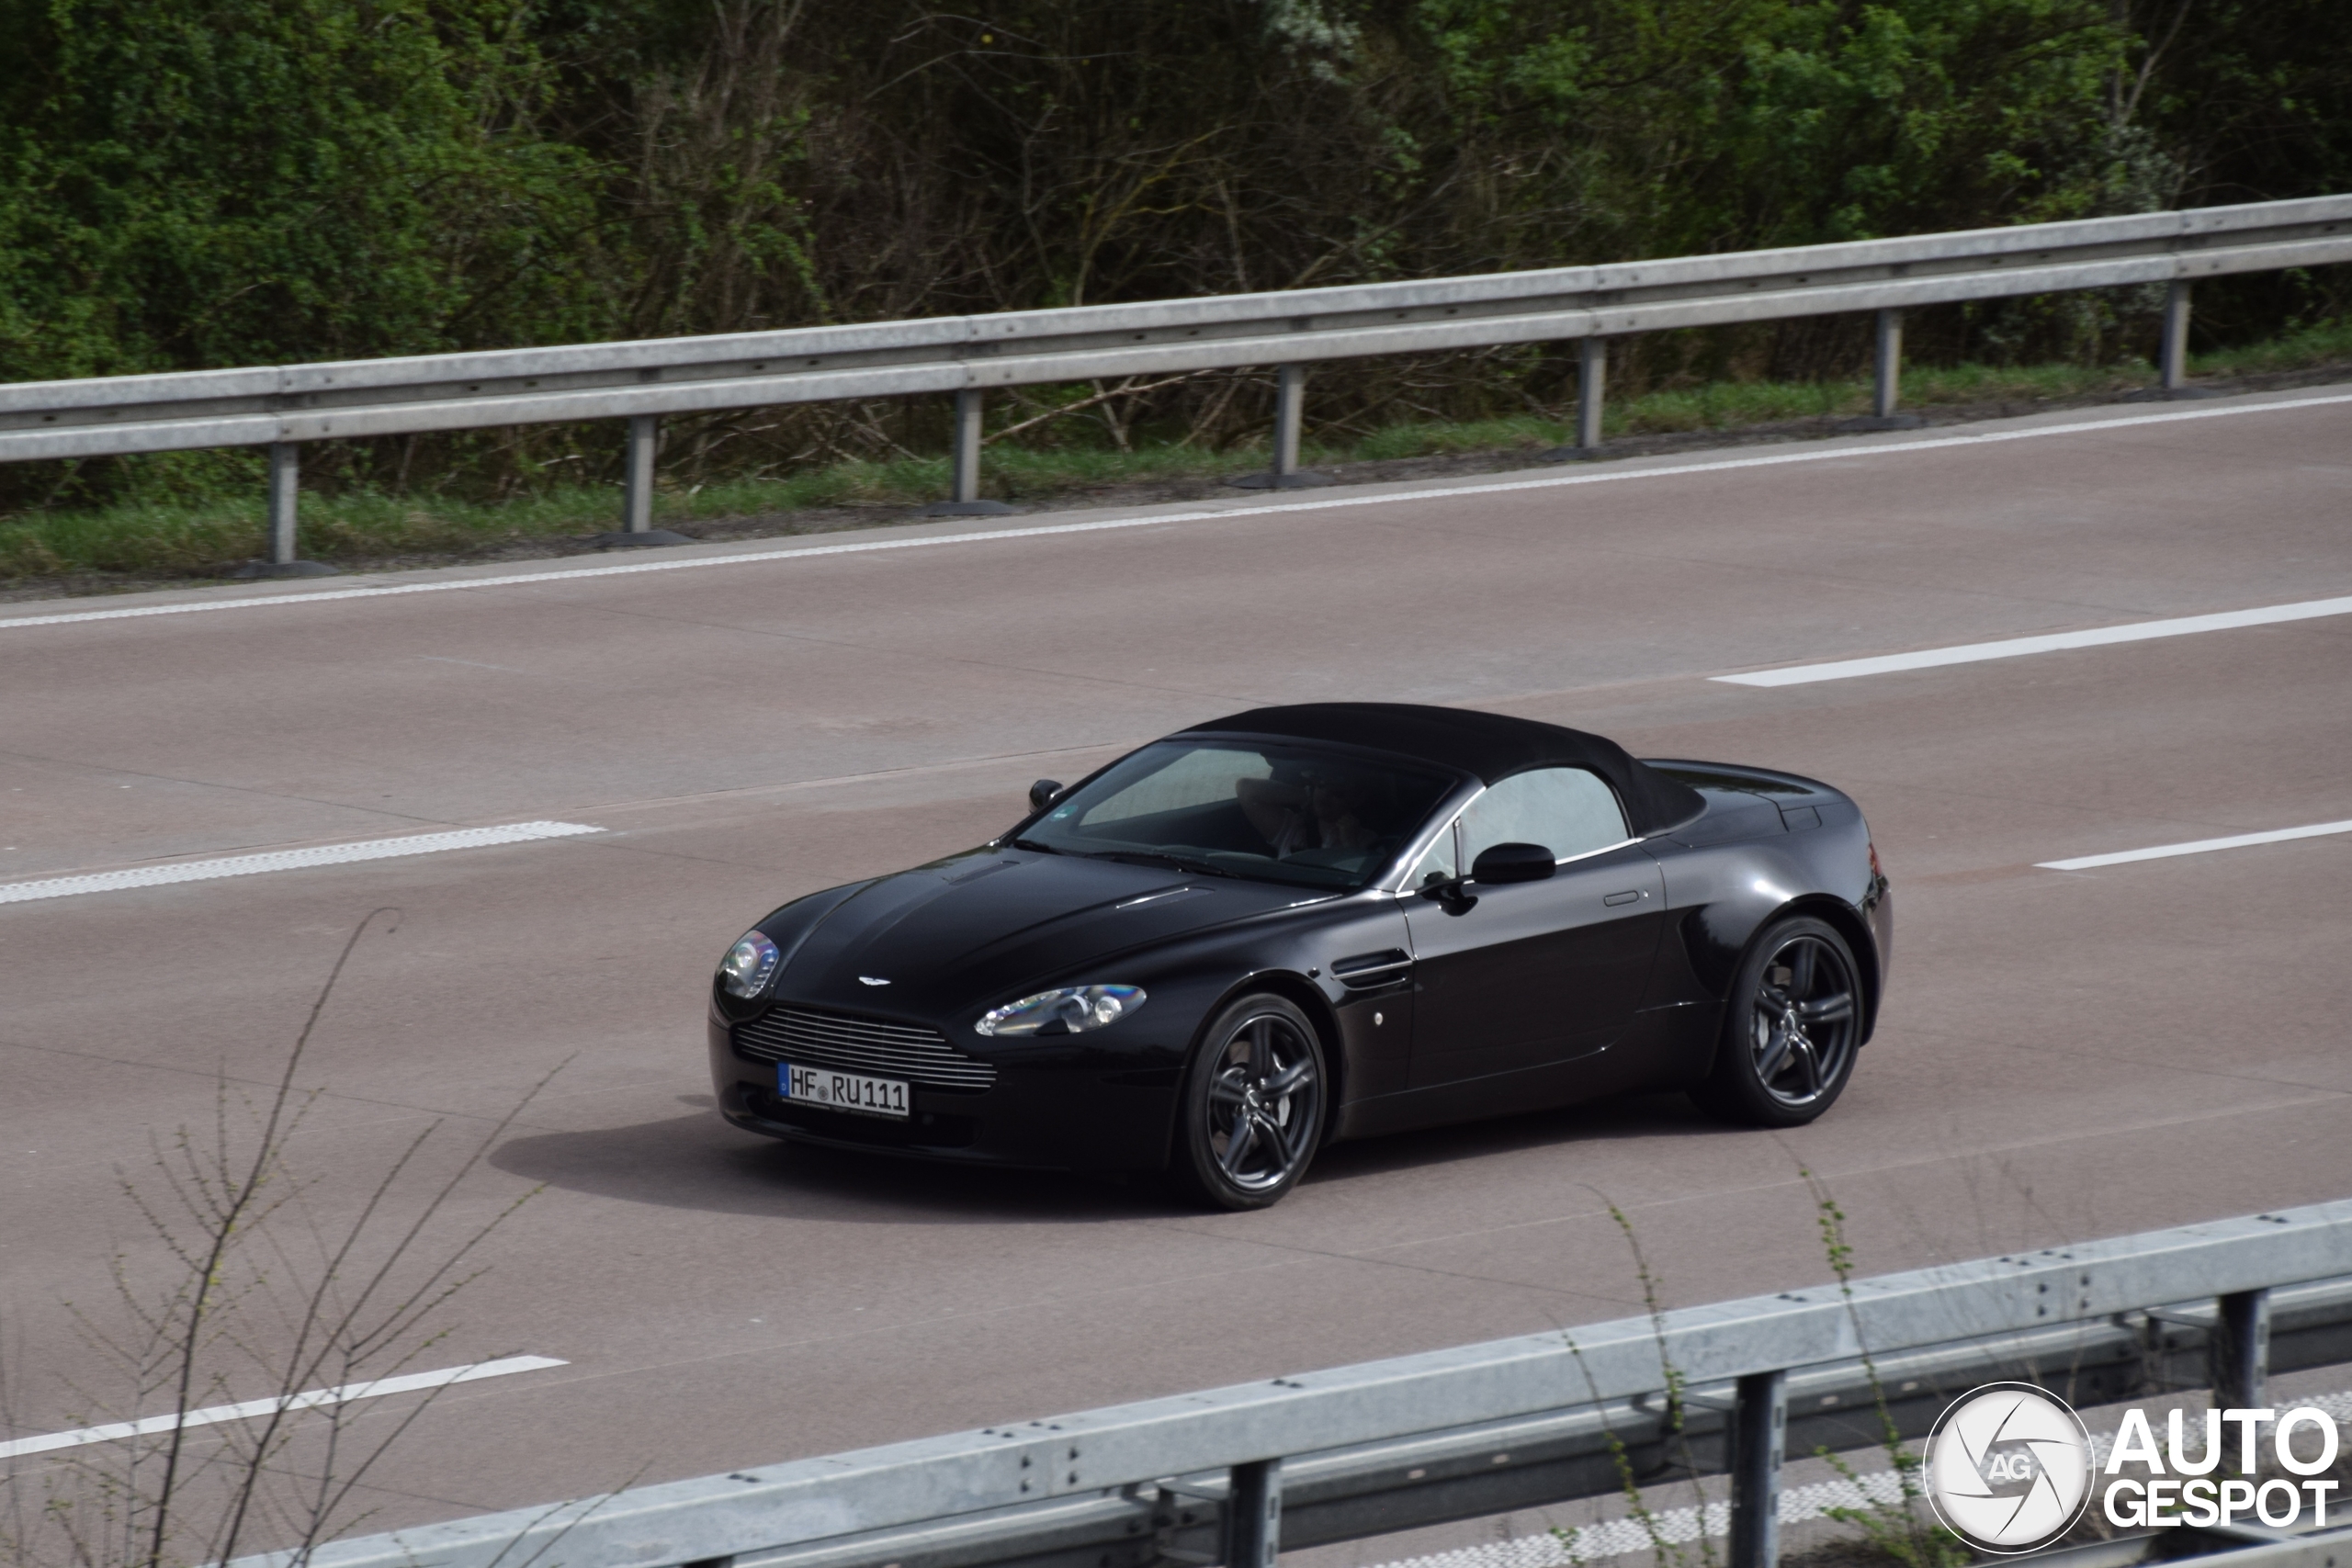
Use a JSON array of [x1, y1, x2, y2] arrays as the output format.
[[1183, 702, 1705, 837]]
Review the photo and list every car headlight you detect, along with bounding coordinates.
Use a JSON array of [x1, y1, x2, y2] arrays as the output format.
[[718, 930, 782, 998], [976, 985, 1146, 1037]]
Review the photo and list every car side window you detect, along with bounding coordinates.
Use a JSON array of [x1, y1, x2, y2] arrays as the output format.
[[1406, 819, 1459, 888], [1459, 768, 1628, 867]]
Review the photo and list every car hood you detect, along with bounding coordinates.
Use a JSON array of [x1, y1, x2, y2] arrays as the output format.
[[770, 848, 1317, 1018]]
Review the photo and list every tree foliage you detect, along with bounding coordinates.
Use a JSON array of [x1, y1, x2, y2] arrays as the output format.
[[0, 0, 608, 381], [2, 0, 2346, 502]]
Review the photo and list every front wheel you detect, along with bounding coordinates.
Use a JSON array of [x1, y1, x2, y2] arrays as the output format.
[[1691, 916, 1862, 1128], [1176, 995, 1328, 1211]]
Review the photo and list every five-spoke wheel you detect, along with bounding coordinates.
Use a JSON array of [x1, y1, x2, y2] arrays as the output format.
[[1692, 916, 1861, 1127], [1177, 994, 1327, 1210]]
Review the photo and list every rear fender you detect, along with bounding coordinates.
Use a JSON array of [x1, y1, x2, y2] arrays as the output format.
[[1780, 895, 1883, 1043]]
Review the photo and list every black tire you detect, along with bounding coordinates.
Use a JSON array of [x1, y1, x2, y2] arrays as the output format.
[[1691, 915, 1862, 1128], [1175, 994, 1329, 1211]]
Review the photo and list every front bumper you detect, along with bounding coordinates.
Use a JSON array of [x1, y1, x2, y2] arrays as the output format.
[[707, 1013, 1182, 1171]]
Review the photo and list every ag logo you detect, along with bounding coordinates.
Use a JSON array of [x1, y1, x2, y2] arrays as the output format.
[[1925, 1382, 2093, 1553], [1980, 1440, 2043, 1492]]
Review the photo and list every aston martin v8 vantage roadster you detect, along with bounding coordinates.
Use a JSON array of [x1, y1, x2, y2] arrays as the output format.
[[708, 704, 1891, 1209]]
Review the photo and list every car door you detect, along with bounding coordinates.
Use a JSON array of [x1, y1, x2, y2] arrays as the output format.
[[1402, 767, 1667, 1089]]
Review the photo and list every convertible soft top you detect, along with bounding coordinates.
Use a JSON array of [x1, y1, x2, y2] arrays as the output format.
[[1184, 702, 1706, 837]]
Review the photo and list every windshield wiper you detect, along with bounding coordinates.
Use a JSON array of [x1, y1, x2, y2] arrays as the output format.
[[1072, 848, 1241, 878], [1011, 837, 1063, 855]]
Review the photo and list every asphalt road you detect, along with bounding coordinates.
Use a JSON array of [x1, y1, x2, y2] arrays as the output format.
[[5, 388, 2351, 1552]]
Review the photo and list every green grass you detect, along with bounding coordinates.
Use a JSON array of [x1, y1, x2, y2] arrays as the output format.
[[2192, 314, 2352, 374], [6, 321, 2347, 586]]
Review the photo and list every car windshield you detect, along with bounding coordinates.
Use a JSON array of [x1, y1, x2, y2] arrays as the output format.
[[1020, 739, 1458, 890]]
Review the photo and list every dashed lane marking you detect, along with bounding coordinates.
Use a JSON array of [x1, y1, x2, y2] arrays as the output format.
[[0, 1356, 568, 1461], [1713, 593, 2352, 687], [0, 820, 604, 905], [2038, 818, 2352, 872]]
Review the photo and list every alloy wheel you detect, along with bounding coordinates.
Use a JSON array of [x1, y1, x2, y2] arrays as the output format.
[[1747, 933, 1858, 1108], [1204, 1011, 1323, 1193]]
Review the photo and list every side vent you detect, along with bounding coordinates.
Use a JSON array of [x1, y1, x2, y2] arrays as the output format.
[[1331, 950, 1413, 990]]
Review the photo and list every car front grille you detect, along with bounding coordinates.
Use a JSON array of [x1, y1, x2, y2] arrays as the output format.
[[732, 1006, 997, 1091]]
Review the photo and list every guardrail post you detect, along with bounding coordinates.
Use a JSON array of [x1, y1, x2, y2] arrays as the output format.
[[2161, 281, 2195, 394], [1273, 364, 1306, 479], [232, 442, 337, 579], [1543, 336, 1609, 461], [2129, 280, 2218, 403], [1873, 309, 1901, 418], [920, 388, 1018, 515], [952, 389, 985, 502], [1840, 310, 1923, 431], [267, 443, 300, 565], [2213, 1287, 2272, 1414], [1579, 336, 1607, 452], [1728, 1370, 1786, 1568], [625, 414, 656, 532], [1225, 1458, 1282, 1568], [1228, 365, 1329, 490], [593, 415, 691, 547]]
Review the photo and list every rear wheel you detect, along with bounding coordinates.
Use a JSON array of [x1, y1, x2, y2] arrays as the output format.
[[1176, 994, 1327, 1211], [1691, 916, 1861, 1127]]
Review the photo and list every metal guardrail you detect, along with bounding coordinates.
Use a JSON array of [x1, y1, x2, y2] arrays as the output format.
[[6, 197, 2348, 574], [2034, 1520, 2352, 1568], [235, 1201, 2352, 1568]]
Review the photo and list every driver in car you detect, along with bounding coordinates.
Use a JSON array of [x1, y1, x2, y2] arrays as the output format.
[[1237, 770, 1381, 859]]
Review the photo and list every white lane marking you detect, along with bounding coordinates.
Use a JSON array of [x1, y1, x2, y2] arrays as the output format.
[[6, 391, 2349, 634], [2038, 817, 2352, 871], [0, 820, 604, 905], [0, 1355, 567, 1461], [1714, 593, 2352, 686]]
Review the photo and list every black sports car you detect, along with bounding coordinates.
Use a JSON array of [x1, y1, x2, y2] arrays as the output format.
[[708, 704, 1891, 1209]]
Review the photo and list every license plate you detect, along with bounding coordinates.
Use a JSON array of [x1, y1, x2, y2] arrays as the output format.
[[778, 1062, 910, 1120]]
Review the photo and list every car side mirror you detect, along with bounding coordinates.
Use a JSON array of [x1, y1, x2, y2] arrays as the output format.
[[1029, 779, 1066, 813], [1470, 842, 1556, 884]]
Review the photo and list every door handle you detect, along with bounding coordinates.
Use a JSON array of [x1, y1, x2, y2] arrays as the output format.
[[1602, 889, 1645, 907]]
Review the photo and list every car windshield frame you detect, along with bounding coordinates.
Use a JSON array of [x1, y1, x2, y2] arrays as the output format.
[[1015, 737, 1465, 892]]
